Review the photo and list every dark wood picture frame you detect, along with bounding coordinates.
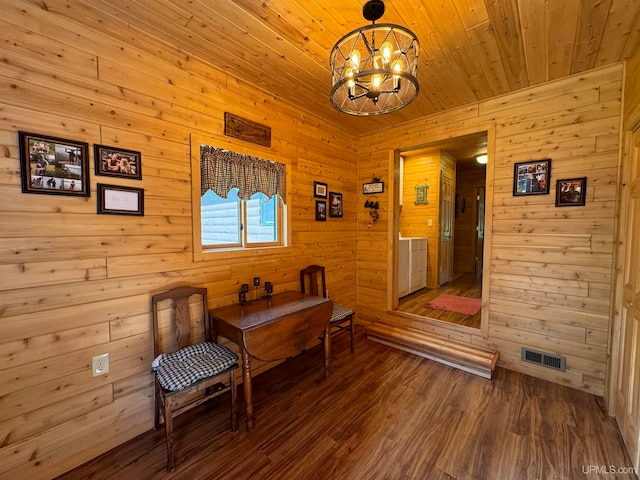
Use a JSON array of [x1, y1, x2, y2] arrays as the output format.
[[315, 200, 327, 221], [329, 192, 343, 217], [97, 183, 144, 216], [314, 181, 328, 198], [18, 131, 90, 196], [94, 144, 142, 180], [556, 177, 587, 207], [513, 159, 551, 196]]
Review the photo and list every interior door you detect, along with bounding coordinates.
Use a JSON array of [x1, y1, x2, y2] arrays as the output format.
[[475, 187, 485, 274], [615, 126, 640, 468], [439, 170, 454, 285]]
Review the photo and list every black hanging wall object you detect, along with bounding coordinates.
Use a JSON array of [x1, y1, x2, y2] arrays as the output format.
[[239, 283, 251, 305], [365, 195, 380, 224]]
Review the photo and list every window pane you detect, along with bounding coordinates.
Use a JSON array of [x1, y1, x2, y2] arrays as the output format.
[[246, 192, 277, 243], [201, 188, 240, 246]]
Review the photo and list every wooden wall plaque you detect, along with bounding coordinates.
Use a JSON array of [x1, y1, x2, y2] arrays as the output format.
[[224, 112, 271, 147]]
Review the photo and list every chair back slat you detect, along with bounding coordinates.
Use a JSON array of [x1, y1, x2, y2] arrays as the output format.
[[152, 286, 209, 355], [300, 265, 327, 298], [174, 296, 192, 350]]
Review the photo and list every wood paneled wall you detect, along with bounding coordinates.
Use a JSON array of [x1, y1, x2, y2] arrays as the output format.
[[0, 4, 357, 479], [357, 64, 623, 397]]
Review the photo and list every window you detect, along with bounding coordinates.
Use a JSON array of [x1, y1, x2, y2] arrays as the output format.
[[199, 145, 286, 249]]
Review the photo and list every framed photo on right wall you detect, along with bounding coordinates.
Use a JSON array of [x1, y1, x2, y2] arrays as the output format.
[[513, 159, 551, 196], [556, 177, 586, 207]]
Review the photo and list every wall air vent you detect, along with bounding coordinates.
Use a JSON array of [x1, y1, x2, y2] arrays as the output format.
[[521, 347, 566, 372]]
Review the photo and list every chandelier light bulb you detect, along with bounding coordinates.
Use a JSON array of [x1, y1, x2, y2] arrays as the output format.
[[392, 61, 402, 90], [381, 42, 393, 64], [350, 50, 361, 70], [346, 68, 356, 97], [371, 74, 383, 90]]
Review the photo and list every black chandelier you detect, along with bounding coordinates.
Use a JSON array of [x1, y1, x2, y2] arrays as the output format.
[[329, 0, 420, 116]]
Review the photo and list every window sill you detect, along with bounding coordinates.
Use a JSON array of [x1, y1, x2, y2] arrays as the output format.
[[194, 244, 291, 262]]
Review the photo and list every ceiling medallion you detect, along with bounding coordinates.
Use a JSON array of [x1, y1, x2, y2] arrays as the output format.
[[329, 0, 420, 116]]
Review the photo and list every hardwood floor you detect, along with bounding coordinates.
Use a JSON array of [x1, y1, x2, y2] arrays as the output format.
[[397, 272, 482, 329], [57, 330, 636, 480]]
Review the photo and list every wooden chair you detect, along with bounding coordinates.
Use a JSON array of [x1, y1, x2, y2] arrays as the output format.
[[152, 286, 238, 471], [300, 265, 355, 353]]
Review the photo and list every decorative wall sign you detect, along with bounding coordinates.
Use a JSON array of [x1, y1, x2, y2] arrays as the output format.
[[329, 192, 343, 217], [556, 177, 586, 207], [94, 144, 142, 180], [224, 112, 271, 147], [18, 131, 90, 196], [363, 181, 384, 194], [97, 183, 144, 216], [513, 159, 551, 196]]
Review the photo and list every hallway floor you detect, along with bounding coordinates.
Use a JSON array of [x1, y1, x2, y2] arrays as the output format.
[[397, 272, 482, 329]]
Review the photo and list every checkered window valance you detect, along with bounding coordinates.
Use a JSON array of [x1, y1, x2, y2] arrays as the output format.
[[200, 145, 286, 202]]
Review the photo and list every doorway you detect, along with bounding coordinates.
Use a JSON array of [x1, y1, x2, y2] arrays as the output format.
[[612, 122, 640, 469], [394, 131, 488, 330]]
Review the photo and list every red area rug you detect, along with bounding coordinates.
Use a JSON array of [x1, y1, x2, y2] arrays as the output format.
[[425, 294, 482, 316]]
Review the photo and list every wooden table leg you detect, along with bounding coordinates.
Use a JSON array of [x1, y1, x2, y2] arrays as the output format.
[[324, 325, 331, 378], [241, 347, 254, 430]]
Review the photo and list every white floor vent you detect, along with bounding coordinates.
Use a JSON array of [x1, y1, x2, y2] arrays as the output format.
[[521, 347, 566, 372]]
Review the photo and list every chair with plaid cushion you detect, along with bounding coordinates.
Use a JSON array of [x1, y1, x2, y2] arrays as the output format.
[[300, 265, 356, 353], [152, 286, 238, 471]]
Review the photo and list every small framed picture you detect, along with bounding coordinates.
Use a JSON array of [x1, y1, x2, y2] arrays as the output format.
[[97, 183, 144, 216], [556, 177, 586, 207], [414, 184, 428, 205], [329, 192, 343, 217], [513, 159, 551, 196], [314, 181, 328, 198], [315, 200, 327, 221], [94, 144, 142, 180], [363, 181, 384, 194], [18, 131, 90, 196]]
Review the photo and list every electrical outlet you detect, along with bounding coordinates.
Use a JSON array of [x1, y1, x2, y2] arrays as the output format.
[[253, 277, 260, 286], [92, 353, 110, 377]]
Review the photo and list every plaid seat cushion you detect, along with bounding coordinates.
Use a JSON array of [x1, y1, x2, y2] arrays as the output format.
[[331, 303, 354, 324], [152, 342, 238, 391]]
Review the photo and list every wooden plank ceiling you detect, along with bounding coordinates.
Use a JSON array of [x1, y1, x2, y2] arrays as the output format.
[[41, 0, 640, 135]]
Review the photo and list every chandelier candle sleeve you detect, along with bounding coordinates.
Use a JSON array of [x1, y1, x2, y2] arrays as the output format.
[[329, 0, 420, 116]]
